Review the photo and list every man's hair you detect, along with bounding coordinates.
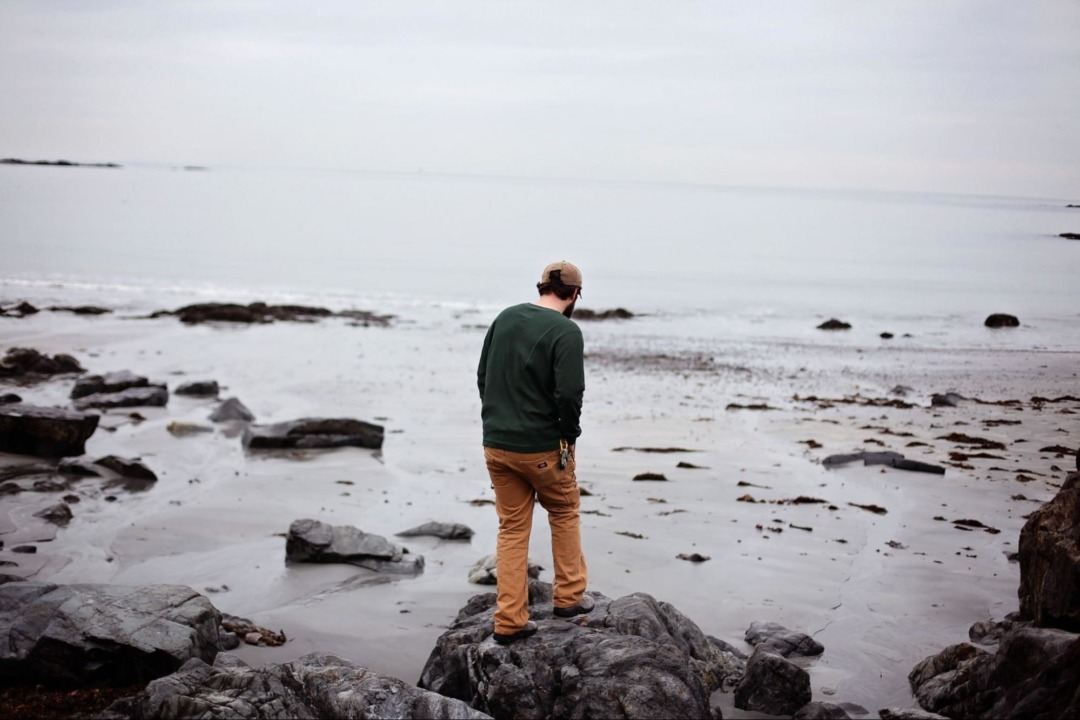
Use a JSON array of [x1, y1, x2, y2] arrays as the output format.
[[537, 269, 580, 301]]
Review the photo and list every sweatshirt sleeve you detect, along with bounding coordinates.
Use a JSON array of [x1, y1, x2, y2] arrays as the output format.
[[477, 321, 494, 400], [553, 324, 585, 442]]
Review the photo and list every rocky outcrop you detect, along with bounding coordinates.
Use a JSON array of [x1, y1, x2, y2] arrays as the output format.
[[101, 651, 491, 720], [734, 643, 812, 715], [244, 418, 383, 450], [909, 626, 1080, 719], [817, 318, 852, 330], [984, 313, 1020, 328], [0, 404, 99, 457], [1018, 472, 1080, 631], [908, 473, 1080, 718], [744, 620, 824, 658], [149, 302, 393, 326], [418, 581, 744, 719], [0, 582, 227, 686], [0, 348, 83, 378], [397, 522, 474, 540], [285, 518, 423, 574], [0, 301, 39, 317]]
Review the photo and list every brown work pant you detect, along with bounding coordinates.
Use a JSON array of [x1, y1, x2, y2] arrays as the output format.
[[484, 446, 588, 634]]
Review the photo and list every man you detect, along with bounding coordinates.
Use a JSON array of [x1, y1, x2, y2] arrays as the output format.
[[477, 260, 593, 644]]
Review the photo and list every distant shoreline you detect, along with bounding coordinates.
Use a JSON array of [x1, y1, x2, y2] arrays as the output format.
[[1, 157, 121, 169]]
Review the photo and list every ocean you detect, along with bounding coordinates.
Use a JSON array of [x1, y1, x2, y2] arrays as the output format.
[[2, 162, 1078, 350]]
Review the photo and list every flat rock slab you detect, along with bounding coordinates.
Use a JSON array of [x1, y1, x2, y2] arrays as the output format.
[[419, 581, 744, 719], [0, 404, 99, 457], [70, 370, 150, 399], [822, 451, 945, 475], [244, 417, 383, 450], [73, 385, 168, 410], [0, 582, 227, 686], [101, 651, 491, 719], [286, 518, 423, 575], [95, 455, 157, 481], [174, 380, 219, 397], [397, 522, 474, 540]]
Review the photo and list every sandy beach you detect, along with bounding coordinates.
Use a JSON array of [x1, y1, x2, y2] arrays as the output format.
[[2, 292, 1076, 716]]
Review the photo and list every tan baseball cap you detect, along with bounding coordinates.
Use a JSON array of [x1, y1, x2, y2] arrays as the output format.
[[538, 261, 583, 289]]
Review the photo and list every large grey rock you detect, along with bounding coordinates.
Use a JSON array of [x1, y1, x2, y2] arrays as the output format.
[[745, 620, 825, 657], [73, 385, 168, 410], [419, 581, 744, 719], [0, 582, 227, 686], [285, 518, 423, 575], [397, 521, 474, 540], [33, 501, 72, 524], [734, 643, 812, 715], [1018, 472, 1080, 631], [70, 370, 150, 399], [908, 625, 1080, 719], [102, 651, 491, 719], [244, 417, 383, 450], [0, 404, 99, 457]]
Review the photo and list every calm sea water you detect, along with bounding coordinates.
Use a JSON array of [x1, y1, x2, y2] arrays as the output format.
[[2, 163, 1078, 349]]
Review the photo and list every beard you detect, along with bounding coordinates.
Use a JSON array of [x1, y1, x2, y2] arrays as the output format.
[[562, 299, 577, 319]]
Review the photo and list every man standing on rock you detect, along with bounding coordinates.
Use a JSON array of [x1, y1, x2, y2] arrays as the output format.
[[477, 261, 593, 644]]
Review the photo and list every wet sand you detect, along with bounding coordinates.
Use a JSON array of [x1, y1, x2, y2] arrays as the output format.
[[1, 303, 1077, 715]]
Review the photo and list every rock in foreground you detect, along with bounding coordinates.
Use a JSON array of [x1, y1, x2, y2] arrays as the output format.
[[0, 404, 99, 457], [244, 417, 384, 450], [1018, 472, 1080, 631], [735, 643, 812, 715], [419, 581, 744, 719], [0, 582, 227, 686], [102, 651, 491, 720], [286, 518, 423, 574]]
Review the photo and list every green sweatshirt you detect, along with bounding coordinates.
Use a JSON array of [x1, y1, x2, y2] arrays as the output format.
[[477, 303, 585, 452]]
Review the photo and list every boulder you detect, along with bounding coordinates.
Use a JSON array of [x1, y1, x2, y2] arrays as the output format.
[[33, 502, 73, 524], [908, 626, 1080, 718], [70, 370, 150, 399], [175, 380, 219, 397], [419, 581, 744, 720], [1018, 472, 1080, 631], [244, 418, 383, 450], [931, 392, 967, 407], [101, 651, 491, 720], [817, 318, 852, 330], [0, 404, 99, 457], [0, 348, 83, 378], [285, 518, 423, 575], [95, 455, 157, 481], [793, 702, 853, 719], [73, 385, 168, 410], [397, 522, 474, 540], [468, 553, 542, 585], [209, 397, 255, 422], [0, 582, 227, 686], [984, 313, 1020, 328], [0, 393, 22, 404], [744, 620, 824, 658], [0, 301, 39, 317], [734, 643, 812, 715]]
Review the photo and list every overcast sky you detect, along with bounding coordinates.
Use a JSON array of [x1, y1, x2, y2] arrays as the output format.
[[2, 1, 1078, 198]]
